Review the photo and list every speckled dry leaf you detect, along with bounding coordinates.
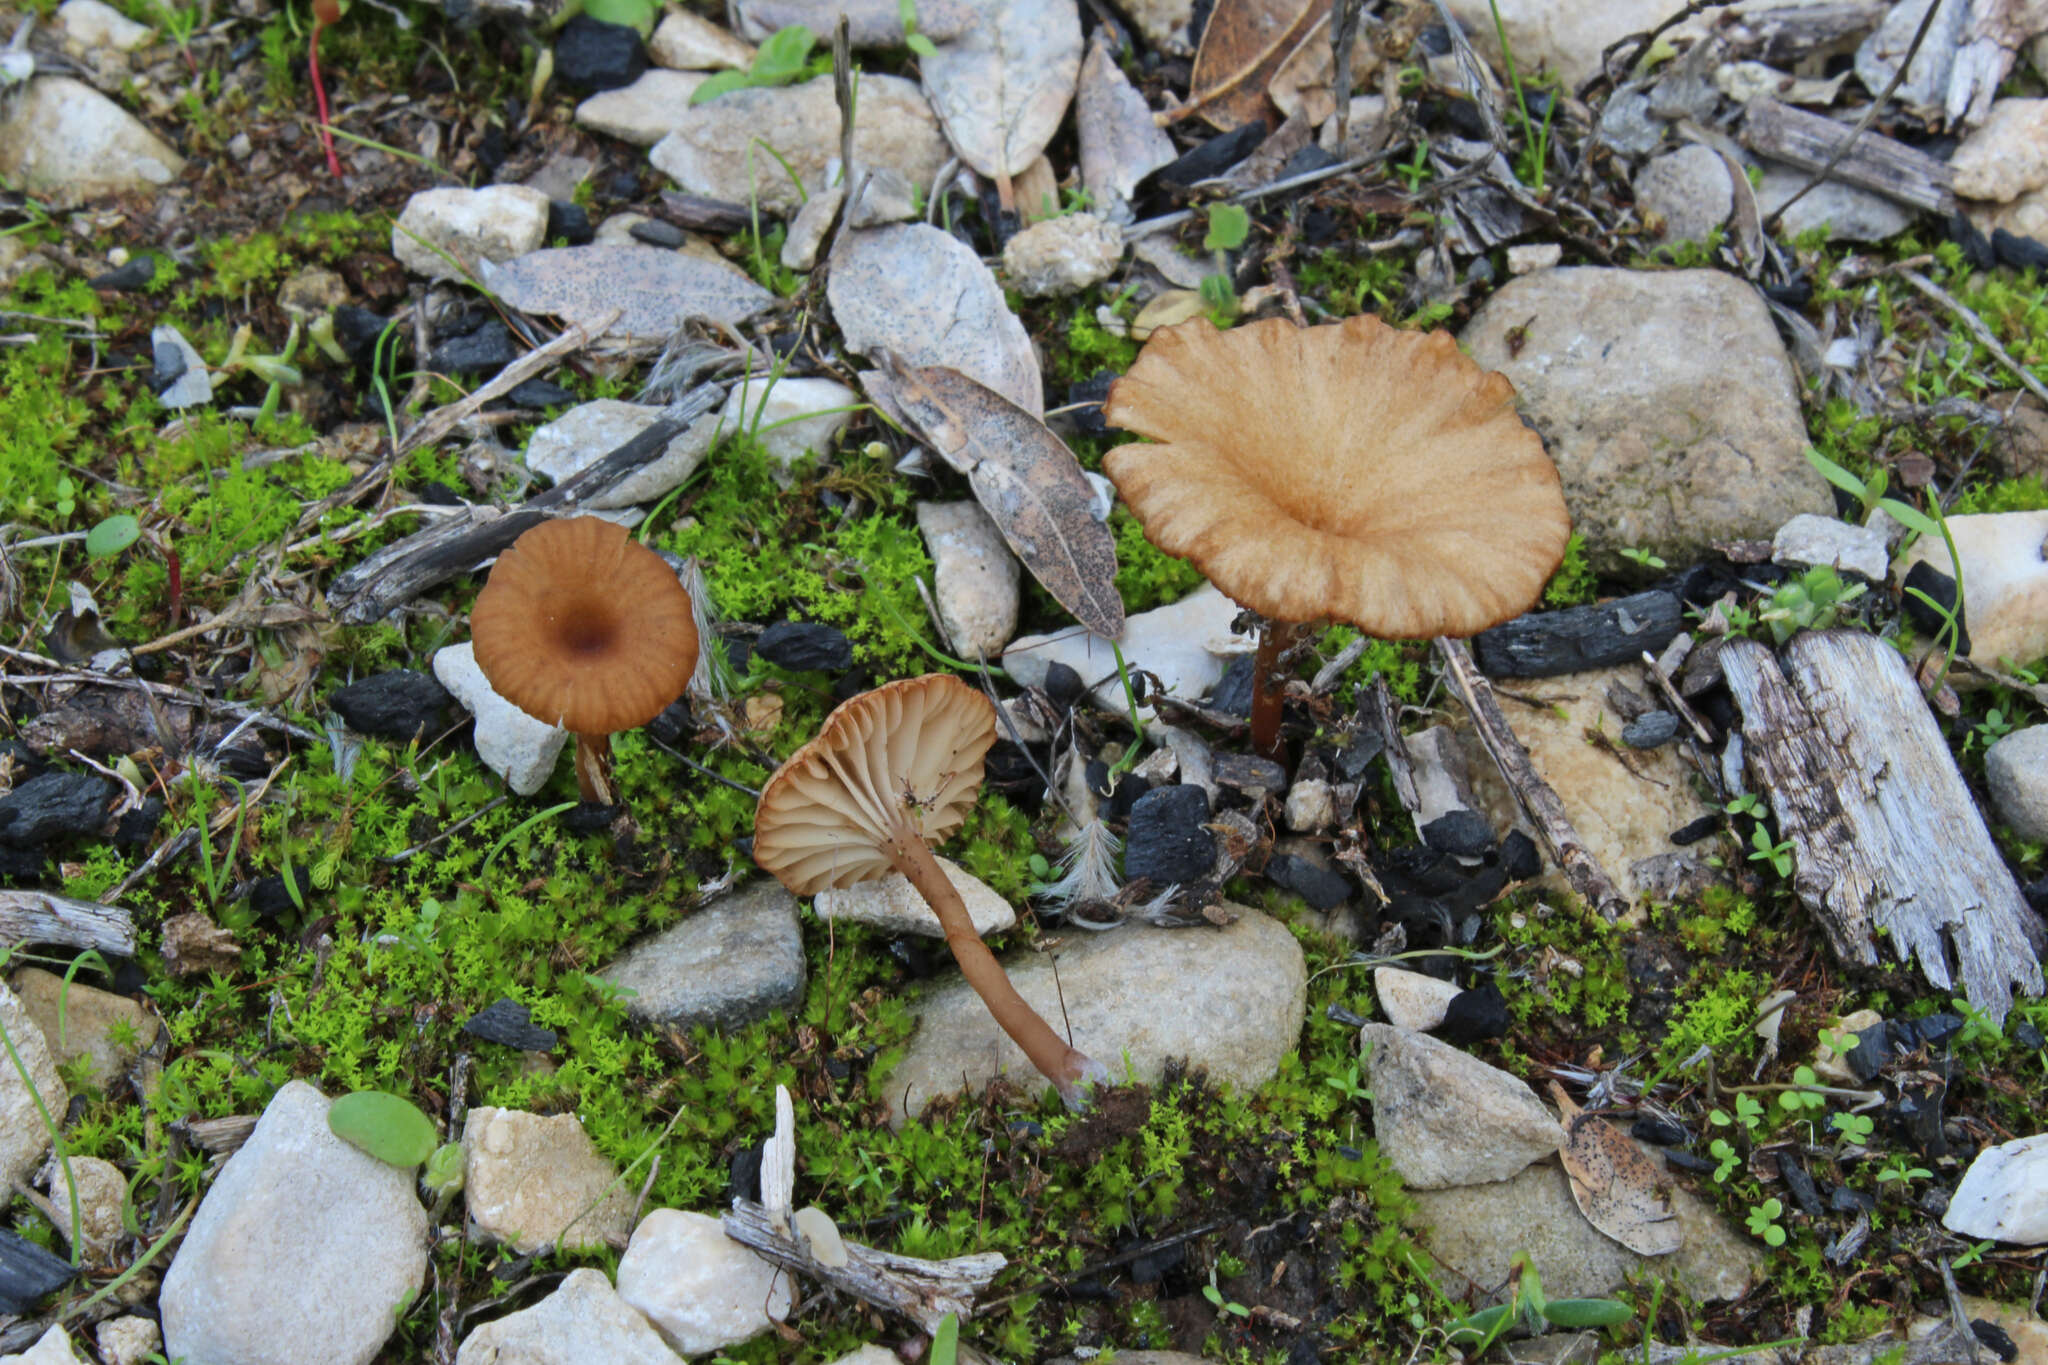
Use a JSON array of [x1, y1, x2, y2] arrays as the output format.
[[1551, 1082, 1684, 1257], [919, 0, 1082, 179], [485, 245, 774, 342], [1188, 0, 1333, 131], [1078, 30, 1177, 220], [876, 354, 1124, 639], [161, 912, 241, 978], [734, 0, 976, 45], [1266, 13, 1379, 125], [828, 224, 1042, 415]]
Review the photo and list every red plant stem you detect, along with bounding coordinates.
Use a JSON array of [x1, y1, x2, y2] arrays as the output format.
[[1247, 618, 1303, 764], [164, 545, 183, 630], [308, 18, 345, 180]]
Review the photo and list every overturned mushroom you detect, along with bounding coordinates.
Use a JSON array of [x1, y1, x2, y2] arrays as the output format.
[[1103, 315, 1571, 760], [752, 674, 1109, 1109], [470, 516, 699, 804]]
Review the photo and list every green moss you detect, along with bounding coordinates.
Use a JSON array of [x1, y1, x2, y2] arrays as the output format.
[[1055, 301, 1139, 384], [1494, 899, 1633, 1032], [1112, 507, 1206, 614], [1952, 473, 2048, 514], [1655, 967, 1767, 1077], [1542, 532, 1597, 607]]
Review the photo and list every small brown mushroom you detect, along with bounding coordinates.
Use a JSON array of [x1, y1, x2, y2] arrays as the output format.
[[1103, 314, 1572, 760], [752, 674, 1109, 1109], [470, 516, 700, 804]]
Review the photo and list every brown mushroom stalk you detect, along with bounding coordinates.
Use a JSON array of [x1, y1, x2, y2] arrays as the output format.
[[572, 732, 617, 806], [752, 675, 1111, 1112], [1246, 618, 1304, 764]]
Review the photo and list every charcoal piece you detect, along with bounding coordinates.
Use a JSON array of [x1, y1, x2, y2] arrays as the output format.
[[755, 621, 853, 671], [1443, 865, 1507, 914], [1043, 662, 1086, 710], [1265, 848, 1352, 910], [1622, 711, 1681, 748], [250, 869, 316, 918], [464, 998, 560, 1052], [1378, 844, 1466, 897], [1972, 1321, 2019, 1364], [1207, 654, 1255, 716], [1151, 121, 1267, 187], [91, 256, 157, 291], [1098, 772, 1150, 821], [0, 1230, 78, 1313], [1334, 731, 1384, 781], [1909, 1012, 1963, 1048], [0, 773, 112, 846], [430, 321, 518, 375], [505, 377, 577, 408], [1420, 809, 1493, 858], [629, 219, 688, 249], [727, 1142, 763, 1204], [417, 481, 464, 506], [1669, 814, 1720, 846], [1281, 144, 1341, 178], [113, 797, 163, 849], [1891, 1081, 1947, 1158], [1472, 590, 1684, 678], [1844, 1026, 1886, 1082], [1777, 1152, 1825, 1217], [1664, 1148, 1715, 1174], [0, 846, 46, 881], [2016, 1020, 2045, 1051], [1630, 1117, 1686, 1146], [1383, 892, 1454, 948], [1498, 830, 1540, 880], [1759, 276, 1813, 309], [329, 669, 453, 741], [563, 803, 623, 834], [646, 697, 692, 746], [1900, 561, 1970, 654], [332, 305, 398, 370], [546, 199, 594, 244], [1437, 983, 1507, 1044], [1123, 784, 1215, 885], [1064, 370, 1117, 437], [554, 15, 647, 92], [1947, 210, 1995, 270], [1213, 751, 1286, 795], [1828, 1183, 1875, 1214], [1993, 228, 2048, 273], [1128, 1238, 1186, 1285]]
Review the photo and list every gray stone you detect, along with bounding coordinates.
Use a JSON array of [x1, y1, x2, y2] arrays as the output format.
[[43, 1155, 124, 1263], [0, 984, 64, 1190], [649, 10, 754, 70], [1003, 584, 1254, 719], [885, 906, 1306, 1126], [649, 74, 948, 218], [433, 643, 567, 797], [616, 1209, 792, 1356], [457, 1267, 682, 1364], [160, 1081, 429, 1365], [1408, 1159, 1759, 1302], [55, 0, 154, 53], [1595, 83, 1666, 157], [0, 1327, 80, 1364], [1753, 161, 1916, 242], [599, 880, 806, 1030], [1636, 145, 1731, 243], [393, 186, 551, 282], [779, 186, 842, 271], [1362, 1024, 1562, 1188], [1855, 0, 1966, 113], [1373, 967, 1463, 1033], [1001, 214, 1124, 298], [814, 856, 1017, 939], [1951, 99, 2048, 203], [1985, 726, 2048, 845], [151, 324, 212, 409], [1895, 510, 2048, 670], [1771, 513, 1889, 582], [826, 1348, 901, 1365], [462, 1108, 636, 1253], [576, 71, 709, 146], [1943, 1132, 2048, 1244], [718, 376, 859, 474], [1317, 94, 1394, 161], [525, 400, 720, 509], [1444, 0, 1693, 88], [0, 77, 183, 207], [1284, 778, 1334, 833], [917, 501, 1020, 660], [1462, 268, 1832, 573], [10, 968, 160, 1093], [839, 162, 921, 228]]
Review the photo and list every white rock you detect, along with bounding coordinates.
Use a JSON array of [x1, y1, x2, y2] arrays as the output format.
[[0, 984, 65, 1190], [462, 1107, 636, 1253], [0, 1327, 80, 1364], [93, 1318, 159, 1365], [456, 1266, 682, 1364], [1943, 1133, 2048, 1244], [0, 77, 184, 208], [1507, 242, 1563, 274], [576, 71, 709, 147], [151, 324, 211, 409], [1373, 967, 1463, 1033], [525, 400, 720, 509], [828, 1345, 901, 1365], [1951, 99, 2048, 202], [650, 9, 755, 70], [814, 856, 1018, 938], [779, 185, 842, 271], [1855, 0, 1968, 115], [1985, 725, 2048, 844], [1636, 144, 1731, 244], [11, 967, 161, 1092], [1771, 513, 1889, 582], [1362, 1023, 1564, 1189], [1406, 726, 1482, 831], [792, 1206, 847, 1266], [916, 501, 1020, 660], [1896, 510, 2048, 670], [1003, 583, 1255, 719], [1317, 94, 1393, 160], [433, 643, 568, 797], [44, 1154, 125, 1262], [1285, 778, 1334, 833], [55, 0, 154, 53], [1001, 213, 1124, 298], [616, 1209, 793, 1356], [159, 1081, 429, 1365], [393, 186, 552, 282], [718, 376, 859, 474], [1444, 0, 1693, 88]]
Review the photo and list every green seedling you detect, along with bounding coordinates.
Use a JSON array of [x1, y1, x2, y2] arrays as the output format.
[[85, 515, 140, 560], [1619, 545, 1667, 570], [691, 25, 818, 104], [1198, 203, 1250, 325], [328, 1090, 439, 1167], [1952, 1238, 1992, 1269], [1203, 1267, 1252, 1318], [1779, 1065, 1826, 1114], [1875, 1154, 1931, 1187], [1745, 1197, 1787, 1246], [1830, 1111, 1875, 1145], [1757, 564, 1866, 645], [1708, 1137, 1741, 1183], [583, 0, 658, 36], [898, 0, 938, 56]]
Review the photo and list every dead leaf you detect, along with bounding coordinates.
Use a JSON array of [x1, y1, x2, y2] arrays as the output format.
[[1550, 1083, 1684, 1257], [482, 245, 774, 342], [874, 355, 1124, 639], [1187, 0, 1333, 131], [1266, 13, 1379, 126], [1077, 30, 1178, 221], [828, 224, 1042, 415], [1130, 290, 1206, 338], [918, 0, 1082, 182], [162, 912, 242, 978]]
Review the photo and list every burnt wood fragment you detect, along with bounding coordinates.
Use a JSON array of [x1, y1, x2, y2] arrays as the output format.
[[1473, 591, 1683, 679]]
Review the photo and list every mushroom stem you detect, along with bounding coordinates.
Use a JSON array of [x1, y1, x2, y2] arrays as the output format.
[[573, 732, 616, 806], [1248, 619, 1303, 764], [886, 819, 1107, 1110]]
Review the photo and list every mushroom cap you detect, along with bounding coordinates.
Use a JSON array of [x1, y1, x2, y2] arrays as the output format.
[[1102, 314, 1571, 638], [752, 674, 996, 895], [469, 516, 700, 735]]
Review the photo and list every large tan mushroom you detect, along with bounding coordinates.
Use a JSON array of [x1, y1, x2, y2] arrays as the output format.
[[1103, 314, 1571, 759], [470, 516, 700, 804], [752, 674, 1109, 1110]]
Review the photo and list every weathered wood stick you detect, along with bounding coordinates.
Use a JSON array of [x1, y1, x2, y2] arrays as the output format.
[[1436, 638, 1630, 919], [0, 890, 137, 956], [1721, 631, 2044, 1024], [1363, 675, 1418, 814], [1742, 99, 1956, 213], [721, 1198, 1006, 1334]]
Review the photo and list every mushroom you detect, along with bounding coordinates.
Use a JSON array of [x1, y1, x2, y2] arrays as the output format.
[[470, 516, 700, 805], [752, 674, 1109, 1110], [1102, 314, 1571, 760]]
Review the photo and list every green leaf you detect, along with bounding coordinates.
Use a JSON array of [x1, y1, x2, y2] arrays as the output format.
[[85, 515, 141, 559], [1445, 1304, 1513, 1346], [1876, 496, 1942, 539], [907, 31, 938, 56], [754, 24, 816, 80], [689, 69, 751, 105], [328, 1091, 438, 1168], [930, 1313, 959, 1365], [422, 1141, 467, 1196], [1803, 446, 1870, 500], [1542, 1298, 1634, 1329], [1204, 202, 1250, 252], [583, 0, 656, 35]]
